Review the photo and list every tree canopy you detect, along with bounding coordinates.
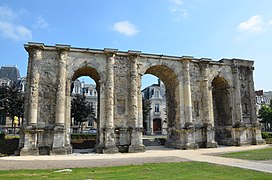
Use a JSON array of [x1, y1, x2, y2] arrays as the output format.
[[259, 103, 272, 123], [0, 84, 24, 126], [258, 99, 272, 130], [71, 94, 95, 132]]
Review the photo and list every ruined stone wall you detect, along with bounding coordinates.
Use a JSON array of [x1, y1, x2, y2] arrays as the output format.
[[19, 42, 265, 156]]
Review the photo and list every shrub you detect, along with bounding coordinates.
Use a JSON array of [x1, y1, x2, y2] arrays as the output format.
[[0, 131, 5, 140], [261, 132, 272, 139], [0, 138, 19, 155]]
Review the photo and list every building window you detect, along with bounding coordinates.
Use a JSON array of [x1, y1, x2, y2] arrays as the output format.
[[75, 85, 79, 94], [155, 91, 159, 98], [155, 103, 160, 112], [88, 119, 93, 127], [151, 89, 154, 96], [0, 115, 6, 125]]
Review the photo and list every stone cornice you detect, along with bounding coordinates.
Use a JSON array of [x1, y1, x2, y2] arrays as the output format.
[[24, 42, 255, 66]]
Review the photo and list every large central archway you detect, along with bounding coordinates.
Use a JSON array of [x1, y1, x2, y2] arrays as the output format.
[[144, 65, 180, 132], [69, 67, 100, 151]]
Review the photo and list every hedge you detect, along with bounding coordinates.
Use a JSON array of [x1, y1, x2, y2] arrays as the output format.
[[261, 132, 272, 139], [0, 138, 19, 156], [71, 133, 96, 140]]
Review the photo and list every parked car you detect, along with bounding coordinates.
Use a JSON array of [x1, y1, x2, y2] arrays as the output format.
[[82, 129, 96, 135]]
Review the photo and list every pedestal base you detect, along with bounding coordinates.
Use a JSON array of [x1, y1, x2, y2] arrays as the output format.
[[205, 141, 218, 148], [128, 145, 145, 153], [20, 147, 39, 156], [51, 147, 68, 155], [102, 145, 119, 154]]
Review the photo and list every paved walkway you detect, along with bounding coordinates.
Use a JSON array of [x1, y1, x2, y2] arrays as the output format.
[[0, 145, 272, 173]]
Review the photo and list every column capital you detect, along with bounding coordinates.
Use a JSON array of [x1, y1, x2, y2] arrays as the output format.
[[25, 42, 44, 50], [128, 50, 141, 57], [180, 56, 194, 61], [231, 64, 240, 74], [56, 44, 71, 51], [104, 48, 118, 55]]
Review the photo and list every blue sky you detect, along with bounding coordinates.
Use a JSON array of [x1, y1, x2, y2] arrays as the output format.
[[0, 0, 272, 90]]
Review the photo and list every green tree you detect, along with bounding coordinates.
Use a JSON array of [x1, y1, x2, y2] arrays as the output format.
[[0, 84, 25, 133], [258, 100, 272, 131], [142, 99, 152, 134], [71, 94, 95, 133]]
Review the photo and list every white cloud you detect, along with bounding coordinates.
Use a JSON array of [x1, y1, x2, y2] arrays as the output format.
[[113, 21, 138, 36], [169, 0, 188, 20], [171, 0, 183, 6], [0, 20, 32, 41], [0, 5, 32, 41], [35, 15, 49, 29], [237, 15, 266, 33], [0, 5, 18, 21]]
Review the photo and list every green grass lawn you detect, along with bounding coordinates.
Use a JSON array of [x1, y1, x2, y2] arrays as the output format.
[[220, 147, 272, 161], [0, 162, 272, 180]]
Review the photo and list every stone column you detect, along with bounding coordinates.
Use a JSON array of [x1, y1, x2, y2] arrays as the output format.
[[248, 67, 258, 124], [103, 49, 118, 153], [29, 49, 42, 126], [232, 65, 243, 125], [128, 51, 145, 153], [52, 45, 70, 155], [182, 59, 197, 149], [183, 60, 193, 125], [231, 64, 248, 146], [138, 75, 143, 128], [55, 50, 67, 125], [247, 66, 265, 145], [200, 60, 217, 148], [20, 43, 44, 156]]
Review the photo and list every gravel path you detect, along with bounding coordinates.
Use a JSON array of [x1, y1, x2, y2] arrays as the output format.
[[0, 145, 271, 173]]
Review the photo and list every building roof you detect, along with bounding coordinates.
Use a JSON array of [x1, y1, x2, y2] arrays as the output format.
[[0, 66, 20, 82]]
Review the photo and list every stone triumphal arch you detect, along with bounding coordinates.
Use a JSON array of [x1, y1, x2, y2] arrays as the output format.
[[19, 42, 265, 155]]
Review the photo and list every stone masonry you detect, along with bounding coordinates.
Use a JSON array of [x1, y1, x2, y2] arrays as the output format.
[[18, 42, 265, 155]]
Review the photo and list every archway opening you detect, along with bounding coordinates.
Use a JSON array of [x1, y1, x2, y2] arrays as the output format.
[[141, 65, 180, 145], [141, 74, 167, 136], [70, 67, 100, 151], [212, 76, 232, 145]]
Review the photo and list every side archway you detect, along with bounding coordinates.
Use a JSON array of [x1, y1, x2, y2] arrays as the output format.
[[211, 76, 232, 145]]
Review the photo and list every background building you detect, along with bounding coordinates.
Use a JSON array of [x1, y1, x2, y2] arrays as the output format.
[[0, 65, 25, 134], [71, 79, 98, 132], [256, 90, 272, 131], [0, 65, 20, 82], [142, 79, 167, 135], [256, 90, 272, 114]]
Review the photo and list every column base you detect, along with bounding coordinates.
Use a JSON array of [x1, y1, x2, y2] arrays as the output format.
[[20, 147, 39, 156], [232, 127, 250, 146], [165, 140, 198, 150], [251, 126, 266, 145], [205, 141, 218, 148], [128, 145, 145, 153], [51, 147, 68, 155], [52, 125, 66, 154], [254, 139, 266, 145], [102, 145, 119, 154]]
